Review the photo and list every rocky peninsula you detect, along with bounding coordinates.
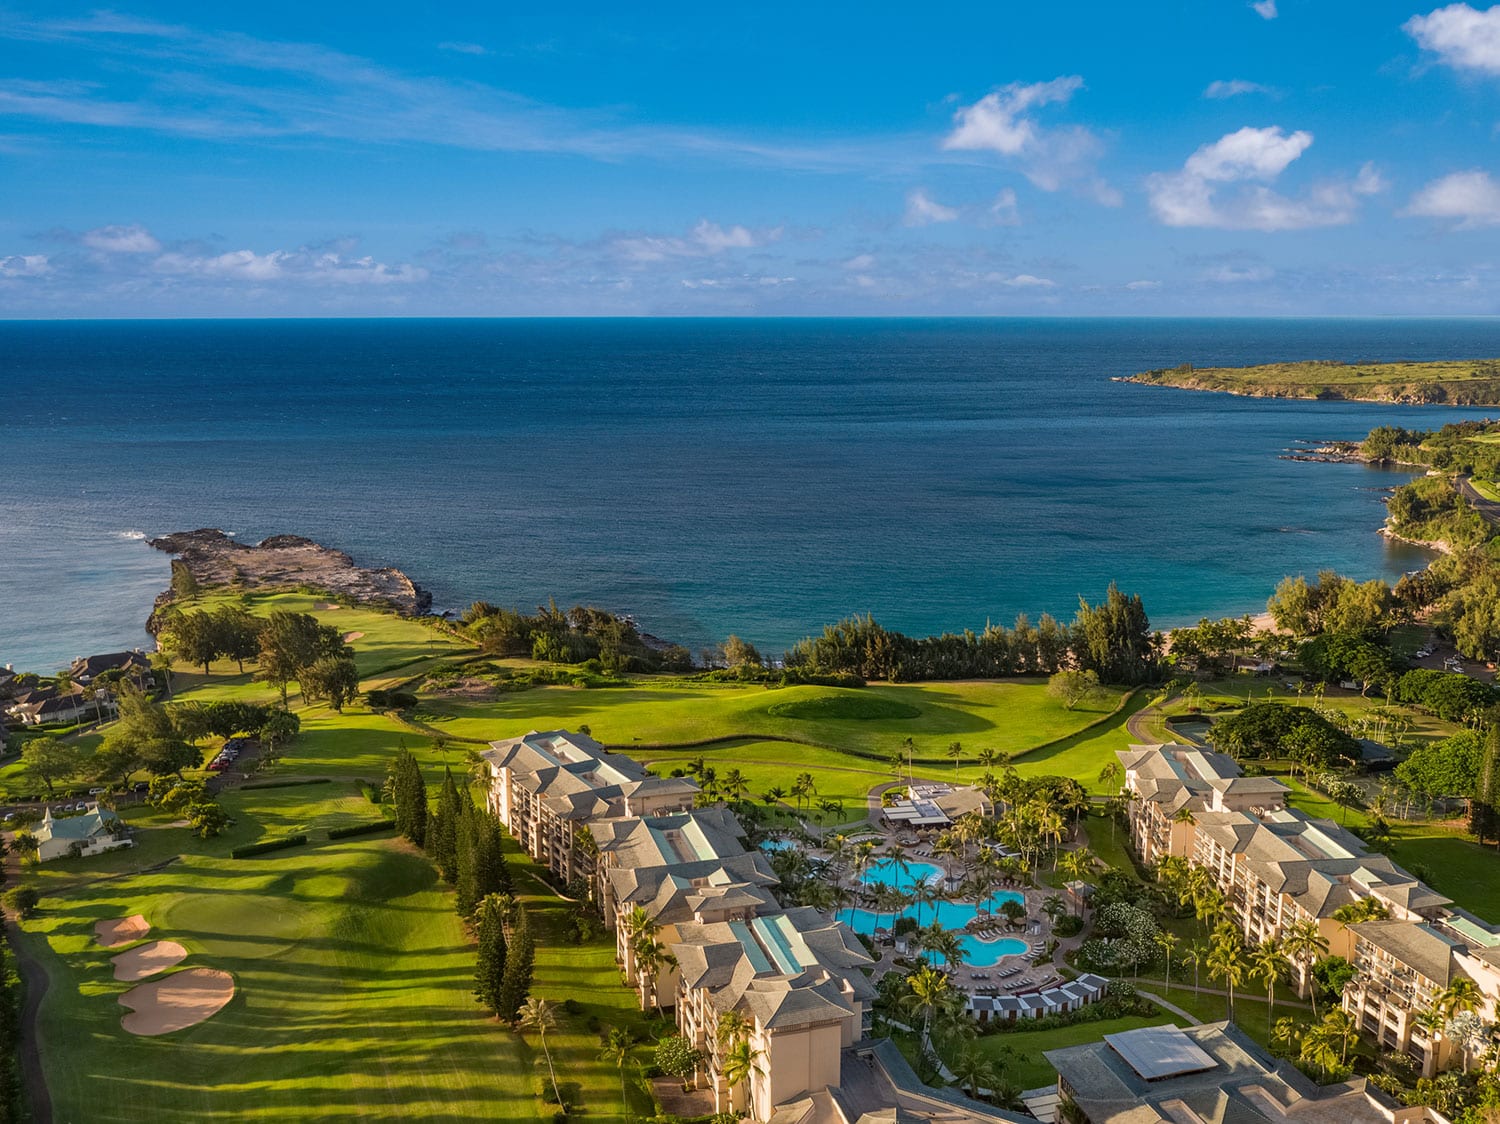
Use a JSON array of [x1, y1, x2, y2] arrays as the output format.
[[148, 530, 432, 623]]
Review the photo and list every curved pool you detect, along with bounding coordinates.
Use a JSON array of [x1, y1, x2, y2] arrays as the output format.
[[845, 858, 1030, 967]]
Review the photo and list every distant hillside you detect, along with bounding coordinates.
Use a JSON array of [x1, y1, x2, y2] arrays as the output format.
[[1121, 359, 1500, 405]]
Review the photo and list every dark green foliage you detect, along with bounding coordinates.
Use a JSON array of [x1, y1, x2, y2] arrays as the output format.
[[430, 767, 462, 883], [213, 605, 264, 673], [463, 598, 664, 672], [1397, 730, 1483, 800], [0, 941, 20, 1122], [365, 689, 419, 710], [171, 700, 277, 741], [1395, 670, 1497, 722], [326, 820, 397, 840], [257, 610, 347, 704], [391, 747, 428, 847], [497, 906, 535, 1021], [301, 654, 360, 712], [103, 687, 196, 778], [1298, 633, 1394, 687], [473, 894, 509, 1017], [653, 1035, 702, 1083], [1208, 702, 1360, 768], [1071, 583, 1158, 685], [230, 834, 309, 859], [3, 888, 39, 919], [238, 776, 330, 790]]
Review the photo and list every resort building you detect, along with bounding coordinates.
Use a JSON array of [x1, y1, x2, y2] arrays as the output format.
[[483, 729, 915, 1121], [481, 729, 699, 883], [1120, 743, 1500, 1075], [672, 905, 876, 1121], [33, 803, 132, 862], [1046, 1021, 1451, 1124]]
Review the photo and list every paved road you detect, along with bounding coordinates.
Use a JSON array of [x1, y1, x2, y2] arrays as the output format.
[[2, 845, 51, 1124], [1459, 476, 1500, 524]]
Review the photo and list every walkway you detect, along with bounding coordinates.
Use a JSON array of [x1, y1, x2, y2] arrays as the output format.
[[1134, 989, 1201, 1025]]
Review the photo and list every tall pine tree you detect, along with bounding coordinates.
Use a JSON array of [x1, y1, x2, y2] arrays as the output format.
[[498, 905, 535, 1022], [431, 766, 462, 882], [454, 795, 481, 918], [473, 894, 509, 1017], [1472, 722, 1500, 846], [392, 747, 428, 848]]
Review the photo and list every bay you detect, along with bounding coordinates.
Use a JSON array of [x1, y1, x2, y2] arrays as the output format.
[[2, 317, 1497, 674]]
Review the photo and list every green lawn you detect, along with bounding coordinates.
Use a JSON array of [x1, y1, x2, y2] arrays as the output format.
[[16, 809, 658, 1123], [906, 1010, 1189, 1091], [1129, 358, 1500, 404], [1470, 478, 1500, 503]]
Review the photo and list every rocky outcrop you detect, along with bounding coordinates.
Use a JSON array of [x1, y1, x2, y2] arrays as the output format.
[[148, 530, 432, 623]]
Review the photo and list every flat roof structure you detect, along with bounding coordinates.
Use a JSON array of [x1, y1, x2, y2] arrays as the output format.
[[1104, 1025, 1216, 1080]]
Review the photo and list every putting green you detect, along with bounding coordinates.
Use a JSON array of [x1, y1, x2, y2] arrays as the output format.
[[766, 693, 922, 721], [157, 891, 314, 959]]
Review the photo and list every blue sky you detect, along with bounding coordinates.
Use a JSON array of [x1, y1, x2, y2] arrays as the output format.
[[6, 1, 1500, 315]]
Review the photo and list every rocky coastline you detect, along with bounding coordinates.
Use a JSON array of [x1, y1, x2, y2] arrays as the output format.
[[147, 529, 432, 629]]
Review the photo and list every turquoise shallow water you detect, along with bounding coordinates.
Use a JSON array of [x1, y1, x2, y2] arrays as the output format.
[[843, 858, 1029, 966], [3, 317, 1497, 673]]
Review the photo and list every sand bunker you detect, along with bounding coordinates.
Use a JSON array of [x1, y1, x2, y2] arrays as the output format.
[[120, 968, 235, 1036], [112, 940, 187, 982], [342, 631, 364, 642], [313, 601, 341, 611], [95, 915, 150, 948]]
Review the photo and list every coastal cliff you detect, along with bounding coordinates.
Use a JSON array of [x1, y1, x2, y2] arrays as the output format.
[[1121, 359, 1500, 405], [148, 529, 432, 626]]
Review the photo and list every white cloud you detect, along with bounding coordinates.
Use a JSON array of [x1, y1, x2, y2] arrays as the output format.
[[153, 247, 426, 284], [437, 41, 489, 56], [1205, 265, 1274, 282], [942, 77, 1119, 203], [1405, 4, 1500, 74], [1252, 0, 1278, 18], [904, 189, 959, 226], [1404, 169, 1500, 226], [1354, 161, 1387, 195], [1146, 127, 1368, 231], [611, 220, 773, 262], [993, 273, 1056, 288], [83, 223, 160, 253], [1204, 79, 1270, 99], [843, 253, 877, 270], [1125, 279, 1161, 290], [0, 253, 49, 277], [989, 188, 1021, 225]]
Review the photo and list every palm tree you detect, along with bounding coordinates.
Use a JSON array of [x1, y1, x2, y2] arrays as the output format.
[[717, 1009, 753, 1051], [1207, 940, 1246, 1021], [632, 936, 676, 1013], [950, 1043, 1000, 1100], [900, 964, 954, 1054], [792, 771, 817, 811], [1436, 978, 1485, 1071], [1250, 940, 1289, 1038], [519, 998, 563, 1106], [598, 1026, 636, 1116], [946, 740, 965, 775], [1183, 942, 1206, 991], [763, 785, 788, 807], [1280, 919, 1329, 1015], [1042, 895, 1067, 929], [1413, 1004, 1447, 1076], [1156, 931, 1180, 988], [721, 1038, 765, 1116], [721, 768, 751, 804]]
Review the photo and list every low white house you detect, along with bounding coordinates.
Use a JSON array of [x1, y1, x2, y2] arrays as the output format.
[[33, 803, 133, 862]]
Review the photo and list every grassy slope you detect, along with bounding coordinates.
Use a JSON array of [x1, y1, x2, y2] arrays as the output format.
[[17, 791, 657, 1124], [1128, 359, 1500, 404]]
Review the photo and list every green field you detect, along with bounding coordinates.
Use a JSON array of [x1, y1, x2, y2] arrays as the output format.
[[16, 786, 659, 1123], [1127, 358, 1500, 405]]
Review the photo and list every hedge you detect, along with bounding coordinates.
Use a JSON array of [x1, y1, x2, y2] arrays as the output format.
[[231, 834, 309, 859], [327, 820, 397, 840], [238, 778, 332, 791]]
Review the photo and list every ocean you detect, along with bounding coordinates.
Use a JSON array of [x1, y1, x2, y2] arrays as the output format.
[[3, 317, 1499, 675]]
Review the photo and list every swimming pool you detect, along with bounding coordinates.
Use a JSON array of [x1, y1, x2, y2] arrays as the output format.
[[838, 905, 1029, 967], [846, 858, 1029, 966], [759, 838, 797, 853]]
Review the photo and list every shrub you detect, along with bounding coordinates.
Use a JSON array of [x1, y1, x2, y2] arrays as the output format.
[[4, 888, 40, 919], [327, 820, 396, 840], [230, 834, 309, 859]]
